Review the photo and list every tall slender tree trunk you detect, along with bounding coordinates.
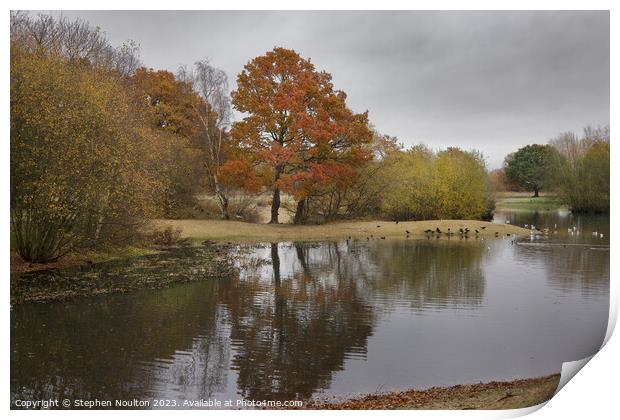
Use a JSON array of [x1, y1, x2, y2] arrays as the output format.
[[205, 162, 229, 220], [269, 166, 283, 224], [533, 186, 539, 198], [293, 199, 306, 224], [216, 190, 229, 220]]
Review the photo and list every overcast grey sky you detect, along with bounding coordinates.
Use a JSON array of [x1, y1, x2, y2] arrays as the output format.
[[46, 10, 609, 168]]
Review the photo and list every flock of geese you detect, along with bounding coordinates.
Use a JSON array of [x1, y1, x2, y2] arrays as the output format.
[[421, 226, 494, 240], [349, 223, 508, 242]]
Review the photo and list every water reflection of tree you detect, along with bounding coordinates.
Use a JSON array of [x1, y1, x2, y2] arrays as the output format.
[[495, 210, 569, 232], [329, 240, 486, 311], [373, 240, 486, 309], [11, 278, 231, 405], [514, 244, 609, 294], [129, 283, 231, 401], [225, 239, 485, 400], [224, 242, 374, 401], [12, 239, 488, 406]]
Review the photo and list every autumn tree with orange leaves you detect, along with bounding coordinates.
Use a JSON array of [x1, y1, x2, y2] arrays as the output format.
[[132, 68, 204, 138], [229, 47, 373, 224]]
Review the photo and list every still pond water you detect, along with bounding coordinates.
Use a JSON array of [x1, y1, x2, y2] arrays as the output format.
[[11, 209, 609, 407]]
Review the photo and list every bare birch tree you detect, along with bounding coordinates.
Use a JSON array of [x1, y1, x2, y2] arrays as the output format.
[[178, 59, 232, 219]]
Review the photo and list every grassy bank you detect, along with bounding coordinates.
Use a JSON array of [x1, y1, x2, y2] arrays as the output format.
[[495, 193, 565, 212], [152, 219, 530, 242], [304, 374, 560, 410]]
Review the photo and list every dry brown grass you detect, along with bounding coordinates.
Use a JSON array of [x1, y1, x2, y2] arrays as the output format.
[[151, 219, 530, 242]]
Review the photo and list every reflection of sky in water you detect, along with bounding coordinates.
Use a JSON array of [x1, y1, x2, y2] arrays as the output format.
[[11, 210, 609, 406]]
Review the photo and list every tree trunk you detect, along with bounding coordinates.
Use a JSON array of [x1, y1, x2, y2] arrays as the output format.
[[533, 186, 539, 198], [269, 167, 283, 224], [293, 199, 306, 224], [270, 188, 280, 224], [216, 190, 229, 220]]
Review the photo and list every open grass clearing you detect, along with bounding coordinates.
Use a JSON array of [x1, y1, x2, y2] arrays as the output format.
[[151, 219, 530, 242]]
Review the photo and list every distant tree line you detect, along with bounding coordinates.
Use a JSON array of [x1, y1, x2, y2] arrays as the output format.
[[549, 126, 610, 212], [500, 125, 609, 213]]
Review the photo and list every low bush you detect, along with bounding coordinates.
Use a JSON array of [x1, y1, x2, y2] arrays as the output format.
[[145, 226, 184, 246]]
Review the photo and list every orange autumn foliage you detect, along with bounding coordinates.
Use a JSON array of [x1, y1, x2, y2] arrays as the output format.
[[219, 158, 265, 195], [132, 68, 205, 138], [228, 47, 373, 223]]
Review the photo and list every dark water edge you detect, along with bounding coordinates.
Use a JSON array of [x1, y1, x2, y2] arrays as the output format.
[[10, 245, 236, 305]]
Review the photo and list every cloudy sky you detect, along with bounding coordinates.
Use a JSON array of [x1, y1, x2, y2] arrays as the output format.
[[46, 10, 609, 168]]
